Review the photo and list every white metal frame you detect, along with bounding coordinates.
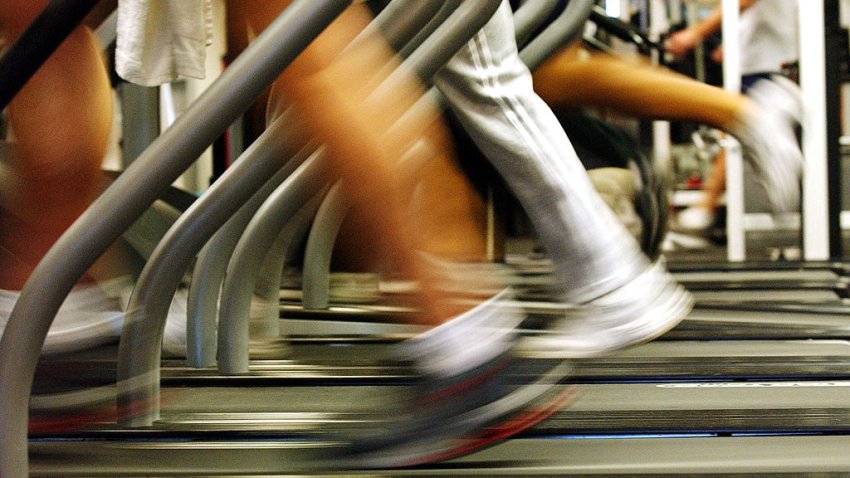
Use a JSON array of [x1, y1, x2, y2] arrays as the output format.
[[799, 0, 830, 260], [721, 0, 745, 261], [722, 0, 829, 261]]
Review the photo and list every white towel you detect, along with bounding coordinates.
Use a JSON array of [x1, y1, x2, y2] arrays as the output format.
[[115, 0, 213, 87]]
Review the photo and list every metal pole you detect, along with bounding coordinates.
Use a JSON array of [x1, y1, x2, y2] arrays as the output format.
[[722, 0, 746, 262], [823, 0, 844, 258], [799, 0, 831, 260]]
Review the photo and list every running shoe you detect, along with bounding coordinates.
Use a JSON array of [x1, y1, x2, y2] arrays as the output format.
[[0, 277, 130, 355], [520, 260, 693, 358], [733, 77, 804, 213], [340, 287, 575, 468], [675, 206, 716, 234], [0, 276, 188, 356]]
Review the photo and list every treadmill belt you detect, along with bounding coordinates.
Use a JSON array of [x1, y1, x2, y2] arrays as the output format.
[[29, 434, 850, 476], [30, 377, 850, 436]]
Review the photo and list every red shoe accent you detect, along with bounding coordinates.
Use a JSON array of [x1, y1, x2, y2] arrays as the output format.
[[407, 384, 580, 466]]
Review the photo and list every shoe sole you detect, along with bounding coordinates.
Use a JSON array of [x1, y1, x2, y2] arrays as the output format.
[[518, 284, 694, 359], [415, 383, 579, 466], [339, 359, 575, 469]]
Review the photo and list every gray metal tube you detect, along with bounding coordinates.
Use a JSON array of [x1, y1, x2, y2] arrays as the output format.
[[384, 0, 503, 86], [185, 113, 306, 368], [121, 200, 183, 261], [116, 116, 313, 427], [0, 1, 352, 473], [301, 181, 351, 309], [252, 191, 327, 338], [184, 152, 303, 368], [217, 151, 329, 375], [119, 83, 160, 167], [368, 0, 445, 53], [512, 0, 561, 49], [519, 0, 594, 71], [397, 1, 462, 60]]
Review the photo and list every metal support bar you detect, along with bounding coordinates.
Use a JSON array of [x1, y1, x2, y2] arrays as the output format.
[[513, 0, 562, 50], [301, 181, 351, 309], [396, 1, 462, 60], [518, 0, 594, 71], [184, 137, 315, 367], [119, 83, 161, 167], [217, 152, 329, 375], [800, 0, 831, 260], [253, 191, 327, 338], [367, 0, 444, 53], [116, 117, 315, 425], [185, 112, 305, 368], [184, 151, 303, 368], [823, 0, 844, 258], [385, 0, 503, 86], [722, 0, 746, 262]]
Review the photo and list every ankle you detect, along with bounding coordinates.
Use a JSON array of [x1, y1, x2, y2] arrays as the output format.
[[401, 288, 521, 378]]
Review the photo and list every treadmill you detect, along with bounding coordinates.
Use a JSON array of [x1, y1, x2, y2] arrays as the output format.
[[9, 1, 850, 476]]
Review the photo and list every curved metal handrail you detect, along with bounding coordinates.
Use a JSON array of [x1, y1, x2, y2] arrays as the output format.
[[184, 111, 303, 368], [519, 0, 594, 71], [251, 190, 327, 338], [397, 1, 463, 60], [513, 0, 561, 49], [300, 181, 350, 310], [365, 0, 445, 53], [116, 116, 315, 426], [183, 140, 304, 368], [216, 151, 329, 375]]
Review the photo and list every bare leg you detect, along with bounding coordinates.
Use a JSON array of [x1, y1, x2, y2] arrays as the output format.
[[533, 45, 756, 232], [701, 150, 726, 211], [0, 1, 112, 290], [242, 2, 490, 325], [533, 45, 751, 132]]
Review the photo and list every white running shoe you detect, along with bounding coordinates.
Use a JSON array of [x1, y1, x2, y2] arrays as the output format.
[[346, 287, 575, 468], [0, 277, 188, 356], [675, 206, 716, 233], [161, 288, 189, 357], [520, 261, 694, 358], [0, 277, 130, 355], [662, 231, 712, 251], [732, 77, 804, 213]]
